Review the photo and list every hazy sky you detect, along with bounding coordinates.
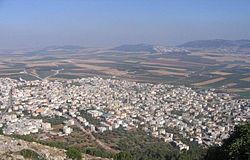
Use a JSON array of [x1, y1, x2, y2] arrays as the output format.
[[0, 0, 250, 49]]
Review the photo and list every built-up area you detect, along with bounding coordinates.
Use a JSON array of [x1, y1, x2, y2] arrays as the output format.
[[0, 77, 249, 151]]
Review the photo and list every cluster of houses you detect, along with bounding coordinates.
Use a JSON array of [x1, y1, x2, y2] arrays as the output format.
[[0, 77, 249, 151], [1, 114, 51, 135]]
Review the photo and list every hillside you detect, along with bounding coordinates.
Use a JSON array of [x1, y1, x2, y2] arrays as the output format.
[[178, 39, 250, 53], [112, 44, 157, 53], [0, 135, 110, 160]]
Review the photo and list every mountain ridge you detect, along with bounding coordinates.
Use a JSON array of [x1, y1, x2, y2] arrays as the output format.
[[178, 39, 250, 49]]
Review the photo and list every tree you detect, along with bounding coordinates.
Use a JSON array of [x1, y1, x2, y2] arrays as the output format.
[[222, 123, 250, 159], [114, 152, 133, 160], [20, 149, 45, 160], [66, 147, 82, 160], [205, 123, 250, 160]]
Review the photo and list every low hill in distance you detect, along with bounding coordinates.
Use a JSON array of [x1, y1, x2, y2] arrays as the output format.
[[178, 39, 250, 54], [112, 43, 189, 54], [112, 44, 157, 53]]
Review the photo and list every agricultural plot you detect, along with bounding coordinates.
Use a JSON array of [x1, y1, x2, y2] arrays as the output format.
[[193, 77, 226, 86], [0, 47, 250, 97], [241, 77, 250, 82]]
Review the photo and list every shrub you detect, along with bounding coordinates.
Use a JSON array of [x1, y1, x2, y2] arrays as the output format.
[[20, 149, 44, 160], [66, 147, 82, 160]]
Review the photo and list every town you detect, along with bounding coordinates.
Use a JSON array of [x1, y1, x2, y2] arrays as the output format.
[[0, 77, 249, 151]]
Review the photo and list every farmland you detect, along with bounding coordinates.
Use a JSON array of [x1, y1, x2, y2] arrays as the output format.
[[0, 46, 250, 97]]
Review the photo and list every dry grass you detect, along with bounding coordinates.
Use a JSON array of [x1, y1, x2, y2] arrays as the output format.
[[27, 62, 58, 67], [193, 77, 226, 86], [147, 65, 187, 71], [149, 69, 188, 77], [227, 88, 250, 93], [192, 52, 250, 63], [75, 64, 107, 70], [47, 77, 68, 81], [155, 58, 180, 61], [0, 135, 66, 159], [0, 73, 21, 76], [75, 64, 128, 76], [0, 68, 23, 75], [225, 64, 239, 68], [0, 64, 7, 69], [210, 71, 232, 76], [80, 59, 116, 64], [124, 60, 138, 63], [141, 59, 207, 68], [241, 77, 250, 82], [102, 68, 128, 76]]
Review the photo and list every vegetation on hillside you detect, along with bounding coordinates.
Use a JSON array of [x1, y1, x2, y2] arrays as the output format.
[[4, 121, 250, 160], [66, 147, 82, 160], [20, 149, 45, 160], [205, 123, 250, 160], [86, 123, 250, 160]]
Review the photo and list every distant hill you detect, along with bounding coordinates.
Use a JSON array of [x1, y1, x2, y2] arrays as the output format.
[[44, 45, 84, 50], [24, 45, 85, 56], [112, 44, 157, 53], [112, 44, 188, 54], [178, 39, 250, 51]]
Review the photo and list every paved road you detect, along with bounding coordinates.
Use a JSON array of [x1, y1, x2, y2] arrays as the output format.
[[44, 68, 64, 80], [23, 69, 43, 80], [64, 114, 118, 154], [24, 68, 64, 81]]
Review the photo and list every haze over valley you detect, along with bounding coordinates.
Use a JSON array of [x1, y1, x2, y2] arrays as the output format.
[[0, 1, 250, 160]]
